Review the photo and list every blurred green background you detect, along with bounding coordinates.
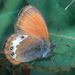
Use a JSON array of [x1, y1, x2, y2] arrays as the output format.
[[0, 0, 75, 75]]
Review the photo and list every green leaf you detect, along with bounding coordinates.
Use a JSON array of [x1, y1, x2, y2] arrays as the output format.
[[0, 0, 75, 72]]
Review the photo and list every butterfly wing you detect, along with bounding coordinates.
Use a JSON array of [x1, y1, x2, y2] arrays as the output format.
[[15, 5, 50, 48], [3, 34, 44, 65]]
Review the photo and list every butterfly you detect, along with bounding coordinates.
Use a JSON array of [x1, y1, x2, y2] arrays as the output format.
[[3, 5, 56, 65]]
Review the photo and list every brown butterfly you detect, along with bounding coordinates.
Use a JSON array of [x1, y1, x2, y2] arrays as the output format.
[[3, 5, 56, 65]]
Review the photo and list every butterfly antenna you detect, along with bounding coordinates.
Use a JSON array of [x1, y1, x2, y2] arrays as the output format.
[[50, 29, 70, 48], [56, 44, 70, 48], [55, 37, 70, 48], [51, 28, 60, 43], [65, 0, 75, 10]]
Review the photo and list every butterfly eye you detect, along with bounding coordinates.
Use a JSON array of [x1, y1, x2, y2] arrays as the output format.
[[11, 52, 14, 56], [10, 46, 13, 50], [21, 36, 24, 39]]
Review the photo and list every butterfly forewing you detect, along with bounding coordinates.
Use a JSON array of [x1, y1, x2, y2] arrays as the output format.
[[15, 5, 50, 48]]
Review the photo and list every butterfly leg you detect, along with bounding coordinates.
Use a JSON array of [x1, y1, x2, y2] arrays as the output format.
[[47, 54, 56, 66], [31, 59, 36, 65]]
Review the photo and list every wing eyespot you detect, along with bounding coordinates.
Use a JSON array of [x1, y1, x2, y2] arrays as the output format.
[[11, 52, 14, 56], [9, 46, 14, 50], [21, 36, 24, 39], [11, 42, 13, 45]]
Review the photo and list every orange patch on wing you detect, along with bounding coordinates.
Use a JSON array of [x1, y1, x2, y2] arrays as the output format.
[[21, 13, 48, 39], [15, 5, 50, 48]]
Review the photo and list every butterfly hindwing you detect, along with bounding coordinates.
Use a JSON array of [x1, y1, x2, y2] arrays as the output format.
[[3, 34, 45, 64]]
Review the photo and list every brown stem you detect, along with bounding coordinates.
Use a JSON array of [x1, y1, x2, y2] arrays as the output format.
[[0, 50, 5, 54]]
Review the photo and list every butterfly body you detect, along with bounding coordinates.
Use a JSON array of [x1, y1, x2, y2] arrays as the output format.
[[3, 5, 55, 65]]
